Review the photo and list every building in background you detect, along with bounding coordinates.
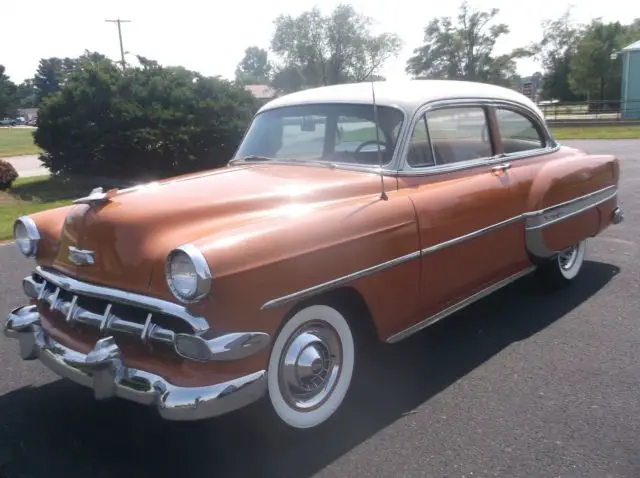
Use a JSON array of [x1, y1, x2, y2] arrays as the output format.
[[245, 84, 277, 105], [619, 40, 640, 119], [17, 108, 38, 121], [515, 72, 543, 103]]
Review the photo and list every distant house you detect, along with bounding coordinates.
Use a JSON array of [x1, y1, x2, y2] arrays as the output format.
[[245, 84, 277, 104], [17, 108, 38, 121]]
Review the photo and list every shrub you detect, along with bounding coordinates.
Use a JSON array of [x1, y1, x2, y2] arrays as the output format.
[[34, 56, 259, 182], [0, 159, 18, 190]]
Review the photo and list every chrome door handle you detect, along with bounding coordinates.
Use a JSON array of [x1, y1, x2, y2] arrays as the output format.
[[492, 162, 512, 173]]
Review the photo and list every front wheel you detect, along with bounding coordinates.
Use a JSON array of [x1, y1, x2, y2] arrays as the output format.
[[535, 239, 587, 288], [267, 304, 355, 430]]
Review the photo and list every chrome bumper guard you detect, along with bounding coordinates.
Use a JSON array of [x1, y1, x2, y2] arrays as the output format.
[[612, 206, 624, 224], [4, 305, 267, 421]]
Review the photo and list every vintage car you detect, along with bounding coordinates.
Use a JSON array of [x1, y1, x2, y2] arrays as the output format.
[[5, 79, 624, 431]]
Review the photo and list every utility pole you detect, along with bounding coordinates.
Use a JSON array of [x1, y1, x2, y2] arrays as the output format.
[[105, 18, 131, 69]]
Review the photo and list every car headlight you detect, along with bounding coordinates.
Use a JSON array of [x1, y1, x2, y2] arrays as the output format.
[[165, 244, 212, 303], [13, 216, 40, 257]]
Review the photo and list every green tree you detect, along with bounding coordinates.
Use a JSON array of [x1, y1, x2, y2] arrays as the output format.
[[0, 65, 18, 117], [270, 3, 402, 90], [406, 1, 531, 86], [235, 46, 272, 85], [15, 79, 38, 108], [34, 55, 258, 181], [533, 8, 586, 101], [568, 19, 630, 102]]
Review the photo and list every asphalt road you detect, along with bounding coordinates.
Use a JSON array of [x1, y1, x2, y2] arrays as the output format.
[[0, 139, 638, 478]]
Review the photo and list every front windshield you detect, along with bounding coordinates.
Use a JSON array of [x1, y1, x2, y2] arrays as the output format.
[[233, 103, 405, 167]]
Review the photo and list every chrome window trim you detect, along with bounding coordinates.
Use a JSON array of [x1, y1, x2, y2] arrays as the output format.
[[228, 97, 560, 180], [395, 98, 559, 176], [260, 185, 617, 311], [34, 266, 211, 332]]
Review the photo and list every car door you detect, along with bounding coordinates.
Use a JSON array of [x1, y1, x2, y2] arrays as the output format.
[[489, 104, 583, 259], [397, 103, 528, 323]]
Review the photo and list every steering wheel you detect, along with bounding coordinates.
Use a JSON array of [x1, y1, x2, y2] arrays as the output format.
[[354, 140, 387, 154]]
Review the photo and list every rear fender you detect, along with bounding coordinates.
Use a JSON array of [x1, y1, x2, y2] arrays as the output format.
[[525, 153, 620, 259]]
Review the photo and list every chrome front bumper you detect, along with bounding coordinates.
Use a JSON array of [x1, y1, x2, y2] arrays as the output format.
[[4, 305, 268, 421]]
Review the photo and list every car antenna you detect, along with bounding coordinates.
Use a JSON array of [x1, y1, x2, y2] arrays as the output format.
[[371, 80, 388, 201]]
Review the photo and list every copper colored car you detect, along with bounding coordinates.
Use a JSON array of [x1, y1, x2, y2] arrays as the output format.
[[5, 80, 624, 430]]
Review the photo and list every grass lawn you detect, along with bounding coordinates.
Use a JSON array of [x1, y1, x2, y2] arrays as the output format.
[[550, 126, 640, 140], [0, 128, 41, 158], [0, 175, 95, 240]]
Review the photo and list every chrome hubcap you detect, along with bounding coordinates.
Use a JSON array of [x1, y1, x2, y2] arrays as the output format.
[[558, 245, 578, 270], [279, 322, 342, 411]]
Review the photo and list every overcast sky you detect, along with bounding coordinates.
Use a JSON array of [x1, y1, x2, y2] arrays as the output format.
[[2, 0, 637, 84]]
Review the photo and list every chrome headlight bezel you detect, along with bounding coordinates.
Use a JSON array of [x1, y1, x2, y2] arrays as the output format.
[[13, 216, 40, 257], [164, 244, 212, 303]]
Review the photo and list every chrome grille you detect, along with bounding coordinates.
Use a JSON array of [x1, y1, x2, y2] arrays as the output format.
[[20, 266, 271, 363], [26, 269, 200, 347]]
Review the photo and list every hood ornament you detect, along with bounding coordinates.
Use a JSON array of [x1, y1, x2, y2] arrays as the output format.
[[72, 187, 118, 207], [68, 246, 95, 266]]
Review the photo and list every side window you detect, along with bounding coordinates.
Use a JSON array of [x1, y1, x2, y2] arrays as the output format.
[[426, 106, 493, 165], [495, 108, 545, 154], [407, 115, 435, 168]]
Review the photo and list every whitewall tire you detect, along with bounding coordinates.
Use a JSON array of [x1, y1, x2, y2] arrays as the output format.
[[536, 239, 587, 288], [267, 304, 355, 429]]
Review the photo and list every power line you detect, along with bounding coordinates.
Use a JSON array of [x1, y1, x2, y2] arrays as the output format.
[[105, 18, 131, 69]]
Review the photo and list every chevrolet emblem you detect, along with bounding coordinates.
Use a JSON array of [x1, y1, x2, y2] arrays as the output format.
[[68, 246, 95, 266]]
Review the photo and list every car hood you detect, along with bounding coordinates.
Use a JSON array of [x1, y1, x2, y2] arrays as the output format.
[[51, 163, 388, 294]]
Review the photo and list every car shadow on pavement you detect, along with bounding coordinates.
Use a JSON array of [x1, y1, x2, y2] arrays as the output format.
[[0, 260, 620, 478]]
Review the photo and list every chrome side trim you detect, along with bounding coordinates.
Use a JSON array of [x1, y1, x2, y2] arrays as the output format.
[[34, 266, 210, 332], [524, 185, 617, 230], [260, 250, 422, 311], [386, 267, 536, 343], [4, 305, 267, 421], [421, 214, 523, 255], [524, 186, 617, 259], [261, 185, 618, 310]]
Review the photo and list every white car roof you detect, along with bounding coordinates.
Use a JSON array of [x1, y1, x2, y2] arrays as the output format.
[[258, 79, 545, 120]]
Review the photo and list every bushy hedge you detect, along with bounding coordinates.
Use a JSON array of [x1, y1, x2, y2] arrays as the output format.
[[34, 57, 259, 181], [0, 159, 18, 190]]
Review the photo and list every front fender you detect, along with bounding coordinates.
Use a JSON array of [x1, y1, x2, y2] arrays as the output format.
[[159, 194, 421, 341]]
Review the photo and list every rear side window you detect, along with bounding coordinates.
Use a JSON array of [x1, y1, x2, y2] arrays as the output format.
[[425, 106, 493, 165], [495, 108, 545, 154]]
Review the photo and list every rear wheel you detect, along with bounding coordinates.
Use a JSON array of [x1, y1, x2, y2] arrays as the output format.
[[267, 303, 355, 430], [535, 239, 586, 288]]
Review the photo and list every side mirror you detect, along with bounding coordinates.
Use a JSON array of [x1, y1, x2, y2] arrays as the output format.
[[301, 116, 316, 132]]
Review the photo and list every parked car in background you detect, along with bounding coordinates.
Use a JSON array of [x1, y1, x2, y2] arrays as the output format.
[[5, 79, 624, 431], [0, 117, 18, 126]]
